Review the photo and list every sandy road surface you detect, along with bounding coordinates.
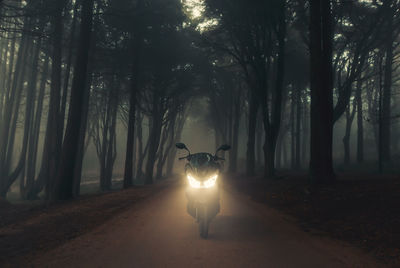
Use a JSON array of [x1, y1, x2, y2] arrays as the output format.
[[33, 180, 381, 268]]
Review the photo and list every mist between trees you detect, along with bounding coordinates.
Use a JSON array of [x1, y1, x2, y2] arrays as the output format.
[[0, 0, 399, 201]]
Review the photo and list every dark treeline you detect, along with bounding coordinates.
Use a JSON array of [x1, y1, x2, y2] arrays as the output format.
[[0, 0, 399, 201]]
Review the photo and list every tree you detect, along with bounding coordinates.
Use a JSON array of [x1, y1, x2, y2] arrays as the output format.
[[122, 0, 144, 188], [203, 0, 287, 178], [90, 75, 119, 191], [53, 0, 94, 201], [203, 64, 244, 173], [0, 1, 38, 197], [381, 0, 396, 162], [309, 0, 335, 183]]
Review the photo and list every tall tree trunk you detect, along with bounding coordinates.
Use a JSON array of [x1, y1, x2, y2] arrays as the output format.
[[255, 110, 263, 169], [27, 54, 50, 199], [72, 4, 98, 196], [381, 0, 394, 162], [301, 101, 309, 167], [282, 135, 288, 168], [72, 72, 93, 197], [45, 0, 66, 199], [295, 85, 302, 169], [135, 113, 145, 180], [262, 0, 286, 178], [356, 79, 364, 163], [378, 52, 384, 173], [123, 0, 144, 188], [228, 95, 241, 173], [156, 116, 177, 180], [290, 91, 295, 169], [145, 93, 163, 185], [52, 0, 94, 201], [144, 119, 162, 184], [166, 112, 185, 176], [309, 0, 335, 183], [123, 78, 138, 187], [0, 31, 10, 117], [275, 132, 282, 169], [155, 124, 169, 180], [343, 96, 356, 165], [101, 90, 118, 191], [60, 0, 79, 139], [246, 91, 259, 176], [4, 29, 17, 117], [367, 77, 379, 156]]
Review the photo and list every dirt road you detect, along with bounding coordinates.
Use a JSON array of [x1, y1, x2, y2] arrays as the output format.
[[33, 180, 381, 267]]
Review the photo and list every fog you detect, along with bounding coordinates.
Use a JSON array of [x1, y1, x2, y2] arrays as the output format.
[[1, 0, 399, 201]]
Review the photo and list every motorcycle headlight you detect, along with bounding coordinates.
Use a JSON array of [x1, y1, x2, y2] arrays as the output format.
[[187, 173, 201, 188], [203, 174, 218, 188], [187, 173, 218, 188]]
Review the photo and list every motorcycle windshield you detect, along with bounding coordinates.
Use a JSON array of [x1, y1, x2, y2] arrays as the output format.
[[186, 153, 219, 181]]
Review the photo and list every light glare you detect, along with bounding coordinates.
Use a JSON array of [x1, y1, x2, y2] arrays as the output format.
[[187, 173, 218, 188]]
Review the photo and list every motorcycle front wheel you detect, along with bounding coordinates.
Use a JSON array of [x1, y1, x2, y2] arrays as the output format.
[[198, 207, 209, 239], [199, 217, 209, 238]]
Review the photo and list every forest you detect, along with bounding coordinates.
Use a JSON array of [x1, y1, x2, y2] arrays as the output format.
[[0, 0, 400, 266], [0, 0, 398, 200]]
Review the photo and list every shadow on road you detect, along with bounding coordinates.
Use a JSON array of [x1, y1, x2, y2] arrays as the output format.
[[209, 215, 271, 242]]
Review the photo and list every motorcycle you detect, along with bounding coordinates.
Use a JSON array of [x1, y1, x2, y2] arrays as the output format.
[[176, 142, 231, 238]]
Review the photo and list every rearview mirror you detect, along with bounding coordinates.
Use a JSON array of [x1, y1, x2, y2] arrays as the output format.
[[176, 142, 190, 155], [175, 142, 187, 150], [217, 144, 231, 152]]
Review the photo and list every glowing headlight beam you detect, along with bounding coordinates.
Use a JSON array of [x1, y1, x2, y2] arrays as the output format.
[[187, 174, 201, 188], [187, 173, 218, 188], [203, 174, 218, 188]]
